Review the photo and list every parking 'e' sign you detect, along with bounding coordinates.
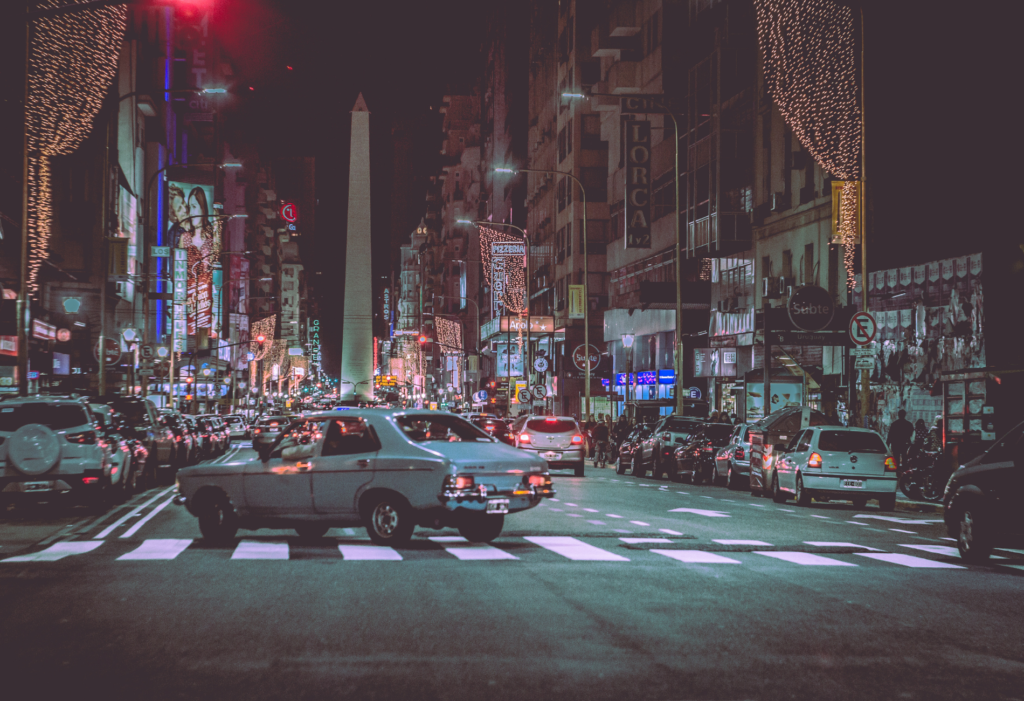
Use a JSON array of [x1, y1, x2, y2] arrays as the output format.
[[848, 311, 877, 346]]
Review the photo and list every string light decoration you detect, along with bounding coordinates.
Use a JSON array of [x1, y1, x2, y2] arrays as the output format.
[[478, 225, 528, 350], [435, 317, 463, 388], [250, 316, 276, 361], [25, 0, 127, 296], [754, 0, 861, 284]]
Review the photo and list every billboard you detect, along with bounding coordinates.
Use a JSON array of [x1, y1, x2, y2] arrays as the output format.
[[494, 343, 524, 378], [167, 181, 222, 335], [624, 120, 652, 248], [490, 241, 525, 318]]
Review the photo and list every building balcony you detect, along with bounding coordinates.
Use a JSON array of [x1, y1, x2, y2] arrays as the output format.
[[686, 212, 752, 259], [590, 24, 641, 62]]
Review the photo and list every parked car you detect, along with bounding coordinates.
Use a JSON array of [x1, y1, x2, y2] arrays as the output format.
[[107, 397, 175, 476], [182, 415, 209, 461], [747, 406, 834, 496], [252, 416, 289, 450], [0, 396, 112, 504], [174, 410, 554, 545], [943, 420, 1024, 563], [161, 412, 197, 467], [472, 417, 516, 446], [224, 414, 250, 440], [616, 424, 654, 476], [511, 415, 586, 476], [197, 415, 228, 456], [634, 415, 706, 479], [673, 423, 735, 484], [89, 404, 148, 500], [772, 426, 897, 510], [719, 423, 756, 490]]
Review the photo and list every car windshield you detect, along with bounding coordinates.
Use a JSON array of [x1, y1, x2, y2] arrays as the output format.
[[396, 414, 493, 442], [0, 403, 90, 432], [525, 419, 577, 433], [226, 417, 244, 426], [818, 430, 888, 453], [703, 424, 735, 444], [109, 399, 150, 426]]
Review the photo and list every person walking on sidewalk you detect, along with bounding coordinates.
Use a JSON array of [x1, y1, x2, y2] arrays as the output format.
[[591, 420, 611, 467], [888, 409, 914, 471]]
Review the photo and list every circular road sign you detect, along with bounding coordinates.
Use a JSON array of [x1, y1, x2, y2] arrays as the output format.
[[849, 310, 878, 346], [687, 387, 702, 400], [531, 384, 547, 399], [533, 356, 549, 373], [787, 285, 836, 331], [93, 337, 122, 367], [517, 388, 532, 403], [56, 328, 71, 343], [141, 344, 154, 360], [572, 344, 601, 372]]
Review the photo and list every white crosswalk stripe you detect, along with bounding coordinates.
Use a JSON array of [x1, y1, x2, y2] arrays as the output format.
[[338, 544, 402, 560], [2, 541, 103, 562], [231, 540, 289, 560], [652, 550, 741, 564], [855, 553, 965, 569], [429, 536, 518, 560], [118, 539, 193, 561], [525, 536, 629, 561], [899, 544, 1005, 560], [804, 542, 883, 551], [755, 552, 857, 566], [714, 539, 771, 546]]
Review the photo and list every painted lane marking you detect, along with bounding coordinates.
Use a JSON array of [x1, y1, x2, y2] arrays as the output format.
[[890, 529, 917, 534], [846, 521, 870, 526], [756, 552, 857, 566], [720, 499, 736, 502], [338, 545, 402, 560], [549, 508, 564, 512], [620, 537, 671, 544], [900, 544, 1005, 560], [653, 550, 741, 564], [564, 502, 578, 506], [582, 508, 599, 513], [231, 540, 289, 560], [659, 529, 683, 536], [119, 497, 175, 539], [854, 515, 944, 525], [811, 515, 830, 519], [429, 536, 517, 561], [94, 487, 176, 539], [940, 537, 956, 542], [586, 520, 607, 526], [855, 553, 964, 569], [714, 540, 771, 546], [606, 514, 624, 519], [630, 521, 650, 526], [676, 492, 689, 495], [669, 508, 730, 517], [778, 508, 795, 512], [747, 504, 767, 508], [550, 498, 560, 502], [996, 548, 1024, 555], [118, 539, 193, 561], [804, 542, 883, 551], [3, 541, 103, 563], [566, 514, 583, 518], [525, 536, 629, 561]]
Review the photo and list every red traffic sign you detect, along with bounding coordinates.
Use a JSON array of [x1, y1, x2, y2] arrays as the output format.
[[849, 311, 878, 346], [93, 337, 122, 367], [572, 344, 601, 372]]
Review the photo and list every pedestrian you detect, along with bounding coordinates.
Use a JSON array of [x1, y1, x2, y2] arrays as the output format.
[[888, 409, 914, 469], [709, 410, 719, 423], [928, 416, 944, 453], [912, 419, 928, 453], [613, 414, 630, 443]]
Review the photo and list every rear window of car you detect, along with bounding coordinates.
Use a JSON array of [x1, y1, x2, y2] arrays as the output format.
[[473, 419, 506, 433], [526, 419, 577, 433], [110, 400, 150, 426], [0, 403, 90, 432], [704, 424, 735, 444], [663, 418, 703, 434], [817, 430, 888, 453], [396, 415, 492, 442], [260, 419, 285, 429]]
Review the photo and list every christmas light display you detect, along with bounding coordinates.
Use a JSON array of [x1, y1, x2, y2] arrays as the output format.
[[435, 317, 462, 352], [250, 316, 276, 361], [478, 225, 528, 350], [26, 0, 127, 296], [755, 0, 861, 284]]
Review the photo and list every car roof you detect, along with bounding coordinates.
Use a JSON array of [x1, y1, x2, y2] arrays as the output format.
[[809, 426, 879, 434]]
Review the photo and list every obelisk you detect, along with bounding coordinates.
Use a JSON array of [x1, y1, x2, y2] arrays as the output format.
[[340, 93, 373, 402]]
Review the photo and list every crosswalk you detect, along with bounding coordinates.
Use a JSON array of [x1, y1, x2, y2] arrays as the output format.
[[4, 536, 1024, 572]]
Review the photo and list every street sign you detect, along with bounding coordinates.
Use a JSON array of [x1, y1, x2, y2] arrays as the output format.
[[768, 330, 852, 347], [854, 357, 875, 370], [150, 246, 170, 258], [688, 387, 702, 399], [787, 285, 835, 331], [851, 345, 875, 357], [141, 344, 154, 360], [472, 390, 488, 403], [849, 311, 878, 346], [517, 388, 532, 403], [572, 344, 601, 371], [93, 337, 122, 367], [531, 384, 547, 399], [533, 356, 549, 373]]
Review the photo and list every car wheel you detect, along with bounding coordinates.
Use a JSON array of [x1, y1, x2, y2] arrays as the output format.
[[112, 459, 130, 503], [771, 473, 787, 503], [877, 493, 897, 512], [795, 475, 811, 506], [458, 512, 504, 543], [712, 465, 722, 486], [727, 467, 738, 490], [651, 455, 662, 480], [851, 497, 868, 509], [198, 494, 238, 544], [956, 504, 993, 563], [666, 462, 678, 482], [615, 458, 627, 475], [295, 524, 330, 540], [631, 456, 645, 479], [365, 494, 415, 546], [573, 461, 585, 477]]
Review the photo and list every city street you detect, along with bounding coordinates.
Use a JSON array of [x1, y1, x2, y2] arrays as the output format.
[[2, 452, 1022, 701]]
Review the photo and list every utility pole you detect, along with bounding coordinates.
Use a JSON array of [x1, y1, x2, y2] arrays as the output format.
[[858, 7, 870, 429], [17, 21, 30, 396]]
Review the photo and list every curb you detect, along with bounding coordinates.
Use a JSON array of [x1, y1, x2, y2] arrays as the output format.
[[896, 499, 944, 515]]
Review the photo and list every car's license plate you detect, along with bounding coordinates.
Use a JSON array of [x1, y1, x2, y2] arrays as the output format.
[[540, 451, 562, 460], [841, 479, 864, 489], [23, 481, 51, 492], [486, 499, 509, 514]]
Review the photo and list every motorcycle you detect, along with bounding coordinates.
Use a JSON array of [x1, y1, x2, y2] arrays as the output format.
[[898, 449, 949, 502]]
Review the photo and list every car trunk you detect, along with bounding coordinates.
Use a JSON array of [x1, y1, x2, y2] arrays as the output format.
[[525, 420, 577, 450], [816, 430, 889, 478], [443, 444, 537, 493]]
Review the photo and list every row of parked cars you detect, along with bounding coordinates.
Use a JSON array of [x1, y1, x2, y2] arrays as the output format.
[[0, 393, 247, 510]]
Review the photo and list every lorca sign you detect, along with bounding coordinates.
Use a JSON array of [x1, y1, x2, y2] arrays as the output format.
[[787, 285, 836, 331]]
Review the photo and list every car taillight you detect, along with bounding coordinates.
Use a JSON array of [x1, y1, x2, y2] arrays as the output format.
[[704, 443, 713, 452], [254, 428, 261, 434], [571, 434, 584, 444], [519, 433, 531, 443], [175, 436, 181, 442], [734, 447, 745, 461], [527, 473, 552, 487], [662, 433, 671, 441], [885, 456, 897, 472], [66, 430, 97, 445], [808, 452, 823, 469], [444, 475, 475, 490]]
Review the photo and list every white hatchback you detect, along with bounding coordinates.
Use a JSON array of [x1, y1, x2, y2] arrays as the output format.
[[772, 426, 898, 510]]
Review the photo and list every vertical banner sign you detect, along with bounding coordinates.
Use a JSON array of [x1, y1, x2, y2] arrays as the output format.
[[490, 241, 526, 318], [167, 181, 222, 334], [624, 120, 652, 249], [172, 248, 188, 352], [568, 284, 585, 319]]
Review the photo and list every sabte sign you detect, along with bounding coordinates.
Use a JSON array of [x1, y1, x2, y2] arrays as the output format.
[[624, 120, 651, 249]]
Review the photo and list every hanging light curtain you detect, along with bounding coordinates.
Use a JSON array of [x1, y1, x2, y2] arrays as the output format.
[[25, 0, 127, 296]]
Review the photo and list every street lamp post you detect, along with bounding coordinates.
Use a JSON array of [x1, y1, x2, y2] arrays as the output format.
[[621, 334, 635, 423], [496, 167, 591, 421], [563, 92, 685, 417]]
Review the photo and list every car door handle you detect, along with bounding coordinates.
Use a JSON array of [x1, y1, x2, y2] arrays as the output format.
[[357, 459, 370, 468]]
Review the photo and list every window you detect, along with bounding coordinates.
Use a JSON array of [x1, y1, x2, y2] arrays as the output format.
[[0, 403, 90, 432], [762, 255, 771, 279], [566, 221, 572, 256], [396, 414, 492, 442], [804, 243, 814, 285], [526, 419, 577, 433], [817, 430, 888, 454], [321, 418, 381, 456], [270, 419, 324, 459], [557, 179, 567, 212], [566, 118, 573, 156], [782, 250, 793, 280], [796, 430, 813, 452], [558, 126, 567, 162], [979, 427, 1023, 464]]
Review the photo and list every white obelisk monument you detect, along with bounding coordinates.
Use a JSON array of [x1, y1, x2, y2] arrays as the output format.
[[340, 93, 373, 402]]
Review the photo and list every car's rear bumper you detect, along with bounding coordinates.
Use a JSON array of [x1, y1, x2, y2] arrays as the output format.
[[0, 469, 107, 496], [517, 446, 584, 463], [803, 473, 897, 495]]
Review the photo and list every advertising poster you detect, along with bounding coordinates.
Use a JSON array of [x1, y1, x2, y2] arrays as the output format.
[[745, 382, 803, 421], [167, 181, 222, 334], [495, 343, 524, 377]]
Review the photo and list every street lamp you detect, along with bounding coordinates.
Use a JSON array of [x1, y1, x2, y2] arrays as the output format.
[[122, 327, 139, 396], [622, 334, 635, 423], [494, 167, 592, 421], [563, 91, 685, 417]]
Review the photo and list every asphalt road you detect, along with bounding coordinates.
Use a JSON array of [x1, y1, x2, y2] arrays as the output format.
[[2, 447, 1023, 701]]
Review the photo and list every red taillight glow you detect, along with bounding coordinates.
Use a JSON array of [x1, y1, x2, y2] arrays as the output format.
[[66, 431, 97, 445], [454, 475, 475, 490], [571, 434, 584, 444], [519, 433, 531, 443], [808, 452, 823, 469], [735, 447, 745, 461], [884, 456, 897, 472], [82, 477, 100, 485], [545, 417, 557, 422], [254, 428, 261, 434], [662, 433, 671, 441], [528, 474, 551, 487]]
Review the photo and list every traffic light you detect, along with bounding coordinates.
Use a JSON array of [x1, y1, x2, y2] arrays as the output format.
[[256, 334, 266, 344], [419, 335, 429, 344]]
